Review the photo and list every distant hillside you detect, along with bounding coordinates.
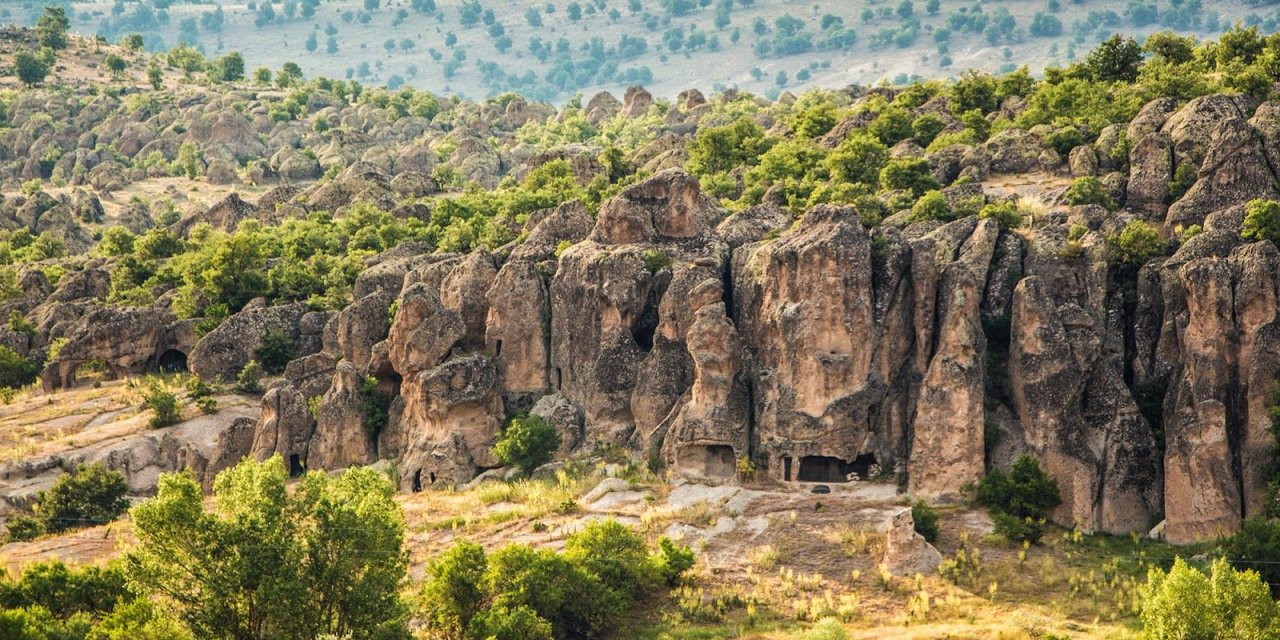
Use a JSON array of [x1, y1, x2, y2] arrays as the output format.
[[4, 0, 1266, 100]]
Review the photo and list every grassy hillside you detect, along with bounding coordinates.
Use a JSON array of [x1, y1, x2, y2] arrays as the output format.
[[4, 0, 1266, 100]]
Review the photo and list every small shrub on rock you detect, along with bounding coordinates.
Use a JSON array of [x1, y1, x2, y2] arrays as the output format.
[[911, 500, 940, 543], [1243, 198, 1280, 246], [1064, 176, 1115, 209]]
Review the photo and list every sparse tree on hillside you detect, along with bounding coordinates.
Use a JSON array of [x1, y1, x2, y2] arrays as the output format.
[[36, 6, 70, 50], [14, 51, 50, 87], [147, 59, 163, 89], [121, 33, 144, 51], [105, 54, 127, 80]]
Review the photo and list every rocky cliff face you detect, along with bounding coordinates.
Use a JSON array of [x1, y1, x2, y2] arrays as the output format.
[[19, 82, 1280, 545]]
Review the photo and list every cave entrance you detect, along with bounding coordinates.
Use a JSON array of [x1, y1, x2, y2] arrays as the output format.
[[411, 469, 422, 493], [796, 454, 879, 483], [680, 445, 736, 478], [157, 349, 188, 373], [288, 454, 304, 477], [631, 314, 657, 352], [494, 339, 503, 358]]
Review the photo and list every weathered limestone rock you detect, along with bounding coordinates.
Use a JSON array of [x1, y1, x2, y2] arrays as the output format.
[[189, 302, 313, 383], [308, 361, 376, 469], [880, 508, 942, 576], [1167, 118, 1278, 228]]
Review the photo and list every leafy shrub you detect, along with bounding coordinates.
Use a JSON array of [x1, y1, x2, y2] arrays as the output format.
[[1243, 199, 1280, 246], [1064, 176, 1114, 209], [1168, 162, 1197, 202], [826, 134, 888, 186], [38, 464, 129, 534], [253, 331, 296, 375], [195, 396, 218, 415], [911, 500, 940, 543], [142, 384, 181, 429], [420, 520, 694, 640], [1141, 557, 1280, 639], [1223, 517, 1280, 596], [4, 515, 43, 542], [359, 376, 390, 437], [1110, 220, 1165, 267], [978, 201, 1022, 229], [128, 457, 409, 639], [975, 455, 1061, 543], [466, 605, 553, 640], [879, 158, 939, 196], [493, 414, 560, 476], [0, 346, 38, 390], [564, 519, 659, 599], [908, 190, 950, 222], [234, 360, 264, 394]]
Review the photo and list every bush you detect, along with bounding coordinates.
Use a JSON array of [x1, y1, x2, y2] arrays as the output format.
[[1243, 199, 1280, 246], [911, 500, 940, 543], [565, 520, 659, 600], [492, 414, 560, 476], [482, 545, 622, 640], [0, 346, 38, 390], [142, 384, 180, 429], [420, 519, 693, 640], [1223, 517, 1280, 596], [38, 464, 129, 534], [253, 331, 296, 375], [975, 455, 1061, 543], [879, 158, 939, 196], [466, 605, 553, 640], [978, 201, 1022, 229], [1141, 557, 1280, 639], [420, 541, 488, 635], [359, 376, 390, 437], [1110, 220, 1165, 267], [4, 515, 44, 542], [1064, 176, 1114, 208], [234, 360, 264, 394], [195, 396, 218, 414], [652, 536, 696, 586], [908, 190, 950, 222]]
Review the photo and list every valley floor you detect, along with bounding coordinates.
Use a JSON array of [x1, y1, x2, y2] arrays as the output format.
[[0, 380, 1180, 639]]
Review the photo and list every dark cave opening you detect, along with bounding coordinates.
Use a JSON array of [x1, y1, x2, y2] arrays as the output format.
[[157, 349, 188, 374]]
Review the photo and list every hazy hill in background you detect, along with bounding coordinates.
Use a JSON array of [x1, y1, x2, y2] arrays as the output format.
[[2, 0, 1267, 101]]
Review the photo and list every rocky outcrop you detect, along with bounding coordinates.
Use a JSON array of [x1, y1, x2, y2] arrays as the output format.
[[189, 302, 320, 382], [41, 307, 193, 391], [880, 508, 942, 576]]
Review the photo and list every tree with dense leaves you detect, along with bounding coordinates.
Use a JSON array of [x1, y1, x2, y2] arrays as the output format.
[[126, 457, 410, 640]]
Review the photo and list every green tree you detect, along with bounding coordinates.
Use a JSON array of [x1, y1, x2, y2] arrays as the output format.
[[14, 51, 50, 88], [235, 359, 264, 394], [1224, 517, 1280, 597], [1087, 34, 1144, 82], [104, 54, 127, 80], [467, 605, 553, 640], [686, 117, 773, 176], [38, 464, 130, 534], [146, 60, 163, 89], [36, 7, 70, 50], [911, 500, 940, 543], [420, 541, 488, 635], [120, 34, 145, 52], [492, 414, 560, 476], [1141, 557, 1280, 640], [126, 457, 409, 640], [879, 157, 938, 196], [975, 455, 1061, 543], [826, 133, 888, 186], [0, 345, 38, 389]]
